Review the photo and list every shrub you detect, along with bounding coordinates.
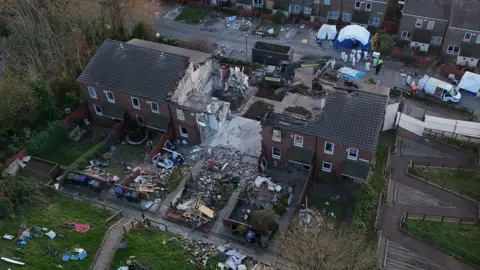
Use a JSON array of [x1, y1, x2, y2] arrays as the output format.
[[221, 7, 238, 16], [378, 33, 394, 56], [273, 193, 289, 215], [26, 121, 68, 157], [131, 22, 155, 41], [350, 183, 377, 233], [272, 11, 286, 25], [67, 140, 107, 171], [0, 197, 14, 220], [155, 35, 184, 47]]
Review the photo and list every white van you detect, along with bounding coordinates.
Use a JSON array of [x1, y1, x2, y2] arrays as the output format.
[[417, 75, 461, 103]]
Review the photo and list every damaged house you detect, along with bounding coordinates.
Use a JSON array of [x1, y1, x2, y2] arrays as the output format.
[[77, 39, 229, 145], [261, 83, 389, 181]]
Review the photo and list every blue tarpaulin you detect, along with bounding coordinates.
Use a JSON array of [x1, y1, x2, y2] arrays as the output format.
[[338, 67, 365, 80], [333, 25, 371, 52]]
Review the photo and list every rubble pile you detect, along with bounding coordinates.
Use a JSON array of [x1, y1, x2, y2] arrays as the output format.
[[226, 18, 252, 31], [298, 208, 335, 231], [224, 67, 249, 95], [166, 237, 216, 266]]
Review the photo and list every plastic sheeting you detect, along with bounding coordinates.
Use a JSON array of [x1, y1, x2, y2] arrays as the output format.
[[333, 25, 371, 51], [317, 24, 337, 40], [457, 71, 480, 95], [338, 67, 365, 80]]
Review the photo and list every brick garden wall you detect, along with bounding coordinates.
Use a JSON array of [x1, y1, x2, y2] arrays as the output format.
[[148, 125, 175, 161]]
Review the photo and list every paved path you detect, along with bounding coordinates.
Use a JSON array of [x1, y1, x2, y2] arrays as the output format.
[[91, 217, 134, 270], [380, 130, 479, 270]]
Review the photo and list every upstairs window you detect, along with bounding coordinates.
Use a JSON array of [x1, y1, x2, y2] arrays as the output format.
[[150, 102, 159, 113], [324, 142, 334, 155], [104, 91, 115, 103], [426, 20, 435, 30], [131, 97, 140, 109], [272, 129, 281, 142], [365, 2, 372, 11], [294, 134, 304, 147], [88, 86, 97, 98], [415, 19, 423, 28], [348, 148, 359, 160], [177, 109, 185, 121]]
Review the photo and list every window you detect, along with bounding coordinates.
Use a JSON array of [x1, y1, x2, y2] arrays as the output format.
[[289, 5, 300, 14], [446, 45, 460, 55], [430, 36, 442, 45], [355, 1, 361, 10], [324, 142, 334, 155], [415, 19, 423, 28], [464, 32, 472, 42], [426, 20, 435, 30], [177, 109, 185, 121], [294, 134, 304, 147], [304, 7, 312, 14], [272, 147, 281, 159], [302, 164, 311, 170], [327, 11, 339, 20], [343, 13, 352, 21], [476, 35, 480, 44], [94, 104, 103, 115], [324, 0, 330, 5], [365, 2, 372, 11], [136, 115, 144, 126], [87, 86, 97, 99], [180, 126, 188, 138], [401, 31, 412, 40], [104, 91, 115, 103], [314, 0, 320, 3], [131, 97, 140, 109], [368, 17, 380, 26], [322, 161, 332, 172], [150, 102, 159, 113], [272, 129, 281, 142], [348, 148, 359, 160]]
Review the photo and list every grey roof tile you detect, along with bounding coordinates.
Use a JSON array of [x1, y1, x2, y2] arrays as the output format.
[[78, 39, 190, 101], [404, 0, 451, 20], [450, 0, 480, 30]]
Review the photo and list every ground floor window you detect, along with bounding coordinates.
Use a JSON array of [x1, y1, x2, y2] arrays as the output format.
[[179, 126, 188, 138], [272, 147, 281, 159], [401, 31, 411, 40], [446, 45, 460, 55], [322, 161, 332, 172], [94, 104, 103, 115], [136, 115, 144, 126]]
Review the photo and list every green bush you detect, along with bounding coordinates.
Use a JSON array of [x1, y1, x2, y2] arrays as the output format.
[[131, 22, 155, 41], [155, 35, 184, 47], [221, 7, 238, 16], [26, 121, 68, 157], [67, 140, 107, 171], [273, 193, 289, 215], [378, 33, 394, 56], [350, 183, 377, 233], [271, 11, 286, 25], [0, 197, 14, 220]]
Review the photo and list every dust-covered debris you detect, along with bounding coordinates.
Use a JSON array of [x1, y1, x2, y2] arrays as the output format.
[[284, 106, 312, 119], [243, 101, 273, 120], [224, 66, 249, 94]]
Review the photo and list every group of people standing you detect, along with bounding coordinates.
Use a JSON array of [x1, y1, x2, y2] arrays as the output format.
[[340, 49, 383, 75]]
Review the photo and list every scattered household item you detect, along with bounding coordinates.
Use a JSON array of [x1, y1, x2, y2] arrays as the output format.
[[1, 257, 25, 265], [3, 234, 14, 240], [46, 230, 56, 239], [64, 222, 91, 233]]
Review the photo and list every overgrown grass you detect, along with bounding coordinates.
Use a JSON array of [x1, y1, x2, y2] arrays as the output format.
[[410, 167, 480, 201], [405, 219, 480, 266], [307, 192, 345, 222], [371, 131, 396, 193], [175, 7, 208, 24], [41, 139, 102, 166], [166, 165, 187, 190], [0, 197, 111, 270], [109, 229, 194, 270]]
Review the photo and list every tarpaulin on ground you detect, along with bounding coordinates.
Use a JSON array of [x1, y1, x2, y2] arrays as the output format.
[[338, 67, 365, 80], [333, 25, 371, 51]]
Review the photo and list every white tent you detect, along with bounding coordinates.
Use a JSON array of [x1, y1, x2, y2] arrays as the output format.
[[336, 25, 370, 45], [317, 24, 337, 40], [457, 71, 480, 94]]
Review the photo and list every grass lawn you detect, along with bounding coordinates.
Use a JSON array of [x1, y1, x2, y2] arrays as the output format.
[[307, 192, 346, 222], [109, 229, 194, 270], [410, 167, 480, 201], [405, 219, 480, 266], [0, 197, 111, 270], [371, 131, 396, 193], [175, 7, 208, 24], [39, 139, 101, 166]]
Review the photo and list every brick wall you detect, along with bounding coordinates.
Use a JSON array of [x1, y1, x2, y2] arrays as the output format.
[[106, 121, 126, 149], [62, 103, 90, 127], [148, 124, 175, 161]]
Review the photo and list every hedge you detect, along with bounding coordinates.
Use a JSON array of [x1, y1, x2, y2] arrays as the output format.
[[26, 121, 69, 157], [350, 183, 377, 233], [67, 140, 107, 171]]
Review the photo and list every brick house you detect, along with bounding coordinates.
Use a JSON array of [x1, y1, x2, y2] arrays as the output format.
[[397, 0, 451, 53], [442, 0, 480, 67], [345, 0, 389, 28], [78, 39, 227, 145], [261, 85, 388, 181]]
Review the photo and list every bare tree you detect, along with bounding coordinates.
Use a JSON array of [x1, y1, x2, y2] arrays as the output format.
[[275, 219, 378, 270]]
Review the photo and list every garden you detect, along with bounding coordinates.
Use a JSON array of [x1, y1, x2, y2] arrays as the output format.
[[404, 218, 480, 266], [0, 197, 111, 269], [175, 7, 209, 24]]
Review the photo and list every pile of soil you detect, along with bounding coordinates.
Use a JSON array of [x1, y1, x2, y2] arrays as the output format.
[[243, 101, 274, 120]]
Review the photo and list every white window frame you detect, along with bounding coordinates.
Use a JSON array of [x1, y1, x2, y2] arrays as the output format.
[[401, 31, 412, 40], [179, 126, 188, 138], [289, 4, 300, 14], [365, 2, 372, 11], [177, 108, 185, 121], [150, 102, 159, 113], [304, 7, 312, 14], [322, 161, 332, 172], [464, 32, 472, 42], [348, 148, 359, 160], [327, 11, 339, 20], [355, 1, 362, 10], [104, 91, 115, 103], [368, 17, 380, 26], [94, 104, 103, 116], [87, 86, 97, 99], [272, 129, 281, 142], [293, 134, 304, 147], [446, 45, 460, 55], [272, 147, 281, 159], [415, 19, 423, 28], [136, 115, 144, 126], [131, 97, 140, 109], [343, 13, 352, 21], [430, 36, 442, 45], [324, 142, 334, 155], [426, 20, 435, 30], [324, 0, 330, 5]]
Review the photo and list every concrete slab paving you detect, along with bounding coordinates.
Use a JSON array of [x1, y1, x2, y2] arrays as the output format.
[[394, 182, 455, 208]]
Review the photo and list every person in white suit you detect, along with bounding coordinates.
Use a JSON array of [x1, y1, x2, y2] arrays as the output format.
[[365, 61, 370, 71]]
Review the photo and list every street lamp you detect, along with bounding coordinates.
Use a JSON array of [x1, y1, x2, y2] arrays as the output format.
[[245, 34, 248, 62]]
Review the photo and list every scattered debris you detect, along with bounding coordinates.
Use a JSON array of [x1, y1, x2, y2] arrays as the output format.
[[242, 101, 273, 120], [298, 208, 335, 231], [284, 106, 312, 119], [224, 67, 249, 95]]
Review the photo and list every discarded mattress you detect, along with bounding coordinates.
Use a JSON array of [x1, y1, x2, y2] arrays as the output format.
[[338, 67, 365, 80]]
